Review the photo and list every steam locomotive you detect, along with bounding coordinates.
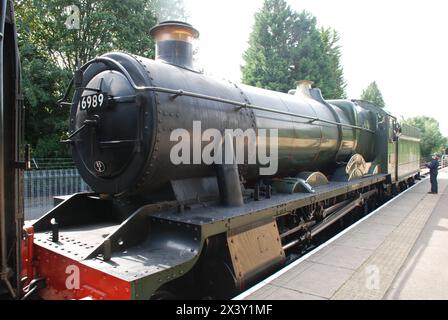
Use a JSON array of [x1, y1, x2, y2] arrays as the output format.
[[1, 4, 421, 300]]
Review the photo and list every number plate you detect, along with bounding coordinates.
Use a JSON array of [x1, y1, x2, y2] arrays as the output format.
[[79, 93, 106, 111]]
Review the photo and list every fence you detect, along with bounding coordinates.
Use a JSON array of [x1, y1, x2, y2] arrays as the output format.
[[24, 169, 90, 221], [30, 158, 76, 170]]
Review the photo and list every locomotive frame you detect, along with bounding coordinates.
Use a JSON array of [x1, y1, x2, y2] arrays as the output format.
[[23, 174, 388, 299], [20, 105, 420, 299]]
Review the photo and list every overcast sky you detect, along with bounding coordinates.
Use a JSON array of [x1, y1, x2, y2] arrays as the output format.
[[183, 0, 448, 136]]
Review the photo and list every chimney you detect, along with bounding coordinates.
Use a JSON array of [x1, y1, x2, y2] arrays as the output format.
[[149, 21, 199, 70]]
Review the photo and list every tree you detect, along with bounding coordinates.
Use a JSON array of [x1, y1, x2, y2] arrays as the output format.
[[404, 116, 447, 157], [241, 0, 297, 93], [241, 0, 346, 98], [20, 40, 72, 158], [16, 0, 158, 72], [15, 0, 160, 158], [320, 27, 346, 98], [360, 81, 385, 108], [289, 12, 347, 98]]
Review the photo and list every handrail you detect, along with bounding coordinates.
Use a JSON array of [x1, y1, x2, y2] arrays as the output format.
[[59, 56, 375, 134]]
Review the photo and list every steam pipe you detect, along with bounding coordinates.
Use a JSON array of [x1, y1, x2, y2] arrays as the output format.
[[216, 131, 244, 207], [215, 134, 244, 207], [60, 57, 375, 134], [216, 162, 244, 207]]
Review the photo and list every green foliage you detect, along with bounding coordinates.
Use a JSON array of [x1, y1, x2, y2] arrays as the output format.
[[241, 0, 346, 98], [290, 11, 333, 97], [360, 81, 385, 108], [241, 0, 296, 93], [320, 27, 347, 99], [404, 116, 447, 157], [19, 40, 72, 158], [16, 0, 158, 71], [15, 0, 166, 158]]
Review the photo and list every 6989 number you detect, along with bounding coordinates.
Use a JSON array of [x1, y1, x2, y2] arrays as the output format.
[[79, 93, 105, 111]]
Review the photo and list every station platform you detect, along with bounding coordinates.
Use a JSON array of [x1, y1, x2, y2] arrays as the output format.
[[235, 168, 448, 300]]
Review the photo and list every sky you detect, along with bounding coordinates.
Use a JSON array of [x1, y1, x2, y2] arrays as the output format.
[[181, 0, 448, 136]]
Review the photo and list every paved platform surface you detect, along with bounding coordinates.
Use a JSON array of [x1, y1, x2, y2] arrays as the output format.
[[386, 171, 448, 299], [237, 169, 448, 300]]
